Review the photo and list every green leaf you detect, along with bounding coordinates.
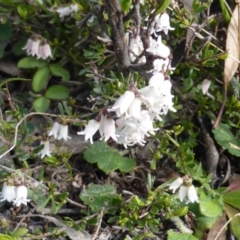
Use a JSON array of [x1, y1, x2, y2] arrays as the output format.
[[49, 64, 70, 82], [12, 39, 26, 56], [33, 97, 50, 112], [167, 230, 198, 240], [200, 198, 222, 217], [32, 67, 50, 92], [17, 4, 28, 19], [80, 184, 121, 212], [11, 228, 28, 237], [0, 233, 19, 240], [51, 198, 57, 214], [0, 21, 12, 41], [83, 141, 136, 173], [155, 0, 172, 15], [18, 57, 47, 69], [224, 204, 240, 239], [212, 123, 240, 157], [219, 0, 231, 23], [45, 85, 69, 100], [223, 191, 240, 210], [120, 0, 131, 12]]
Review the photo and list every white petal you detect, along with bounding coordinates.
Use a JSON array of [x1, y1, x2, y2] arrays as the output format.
[[78, 120, 100, 144], [57, 124, 71, 141], [0, 183, 16, 202], [108, 91, 135, 117], [128, 97, 142, 119], [187, 185, 199, 203], [38, 140, 52, 159], [178, 185, 187, 202], [169, 177, 183, 193], [103, 118, 118, 142], [48, 122, 61, 139], [202, 79, 211, 95]]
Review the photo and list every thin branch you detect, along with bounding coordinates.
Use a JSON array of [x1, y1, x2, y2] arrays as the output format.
[[103, 0, 130, 72]]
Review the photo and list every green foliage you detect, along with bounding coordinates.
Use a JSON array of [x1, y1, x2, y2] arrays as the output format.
[[199, 192, 222, 217], [32, 67, 50, 92], [212, 123, 240, 157], [120, 0, 131, 12], [0, 21, 12, 41], [33, 96, 50, 112], [222, 190, 240, 210], [80, 184, 121, 213], [218, 0, 231, 23], [0, 0, 238, 238], [83, 141, 136, 173], [224, 204, 240, 239], [168, 230, 198, 240], [0, 234, 20, 240], [155, 0, 172, 14], [18, 57, 47, 69], [11, 228, 28, 238], [49, 64, 70, 82], [45, 85, 69, 100]]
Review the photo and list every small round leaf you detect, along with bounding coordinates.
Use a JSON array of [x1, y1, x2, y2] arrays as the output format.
[[49, 64, 70, 82], [18, 57, 47, 69], [33, 97, 50, 112], [45, 85, 69, 100], [32, 67, 50, 93]]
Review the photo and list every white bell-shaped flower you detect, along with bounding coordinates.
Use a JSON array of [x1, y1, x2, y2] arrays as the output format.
[[30, 39, 41, 57], [146, 36, 170, 59], [22, 38, 33, 55], [38, 140, 52, 159], [158, 13, 175, 35], [128, 97, 142, 119], [49, 122, 71, 141], [129, 35, 146, 63], [99, 115, 107, 137], [48, 122, 61, 139], [178, 185, 188, 202], [13, 185, 31, 207], [38, 43, 52, 59], [0, 182, 16, 202], [57, 124, 71, 141], [56, 7, 71, 19], [108, 90, 135, 117], [169, 176, 199, 203], [169, 177, 184, 193], [55, 4, 79, 19], [102, 118, 118, 142], [78, 119, 100, 144], [149, 72, 165, 91], [187, 185, 199, 203]]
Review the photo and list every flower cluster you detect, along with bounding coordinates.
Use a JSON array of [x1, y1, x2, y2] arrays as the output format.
[[79, 12, 176, 148], [23, 37, 52, 60], [49, 4, 79, 20], [152, 12, 175, 36], [169, 176, 199, 203], [37, 122, 71, 159], [0, 181, 30, 207]]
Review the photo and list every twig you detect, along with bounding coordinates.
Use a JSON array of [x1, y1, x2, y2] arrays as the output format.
[[91, 208, 104, 240], [103, 0, 130, 72], [67, 197, 86, 209], [213, 213, 240, 240]]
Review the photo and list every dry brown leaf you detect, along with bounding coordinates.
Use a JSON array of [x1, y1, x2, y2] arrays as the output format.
[[224, 5, 239, 84], [213, 5, 239, 128], [207, 213, 227, 240]]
